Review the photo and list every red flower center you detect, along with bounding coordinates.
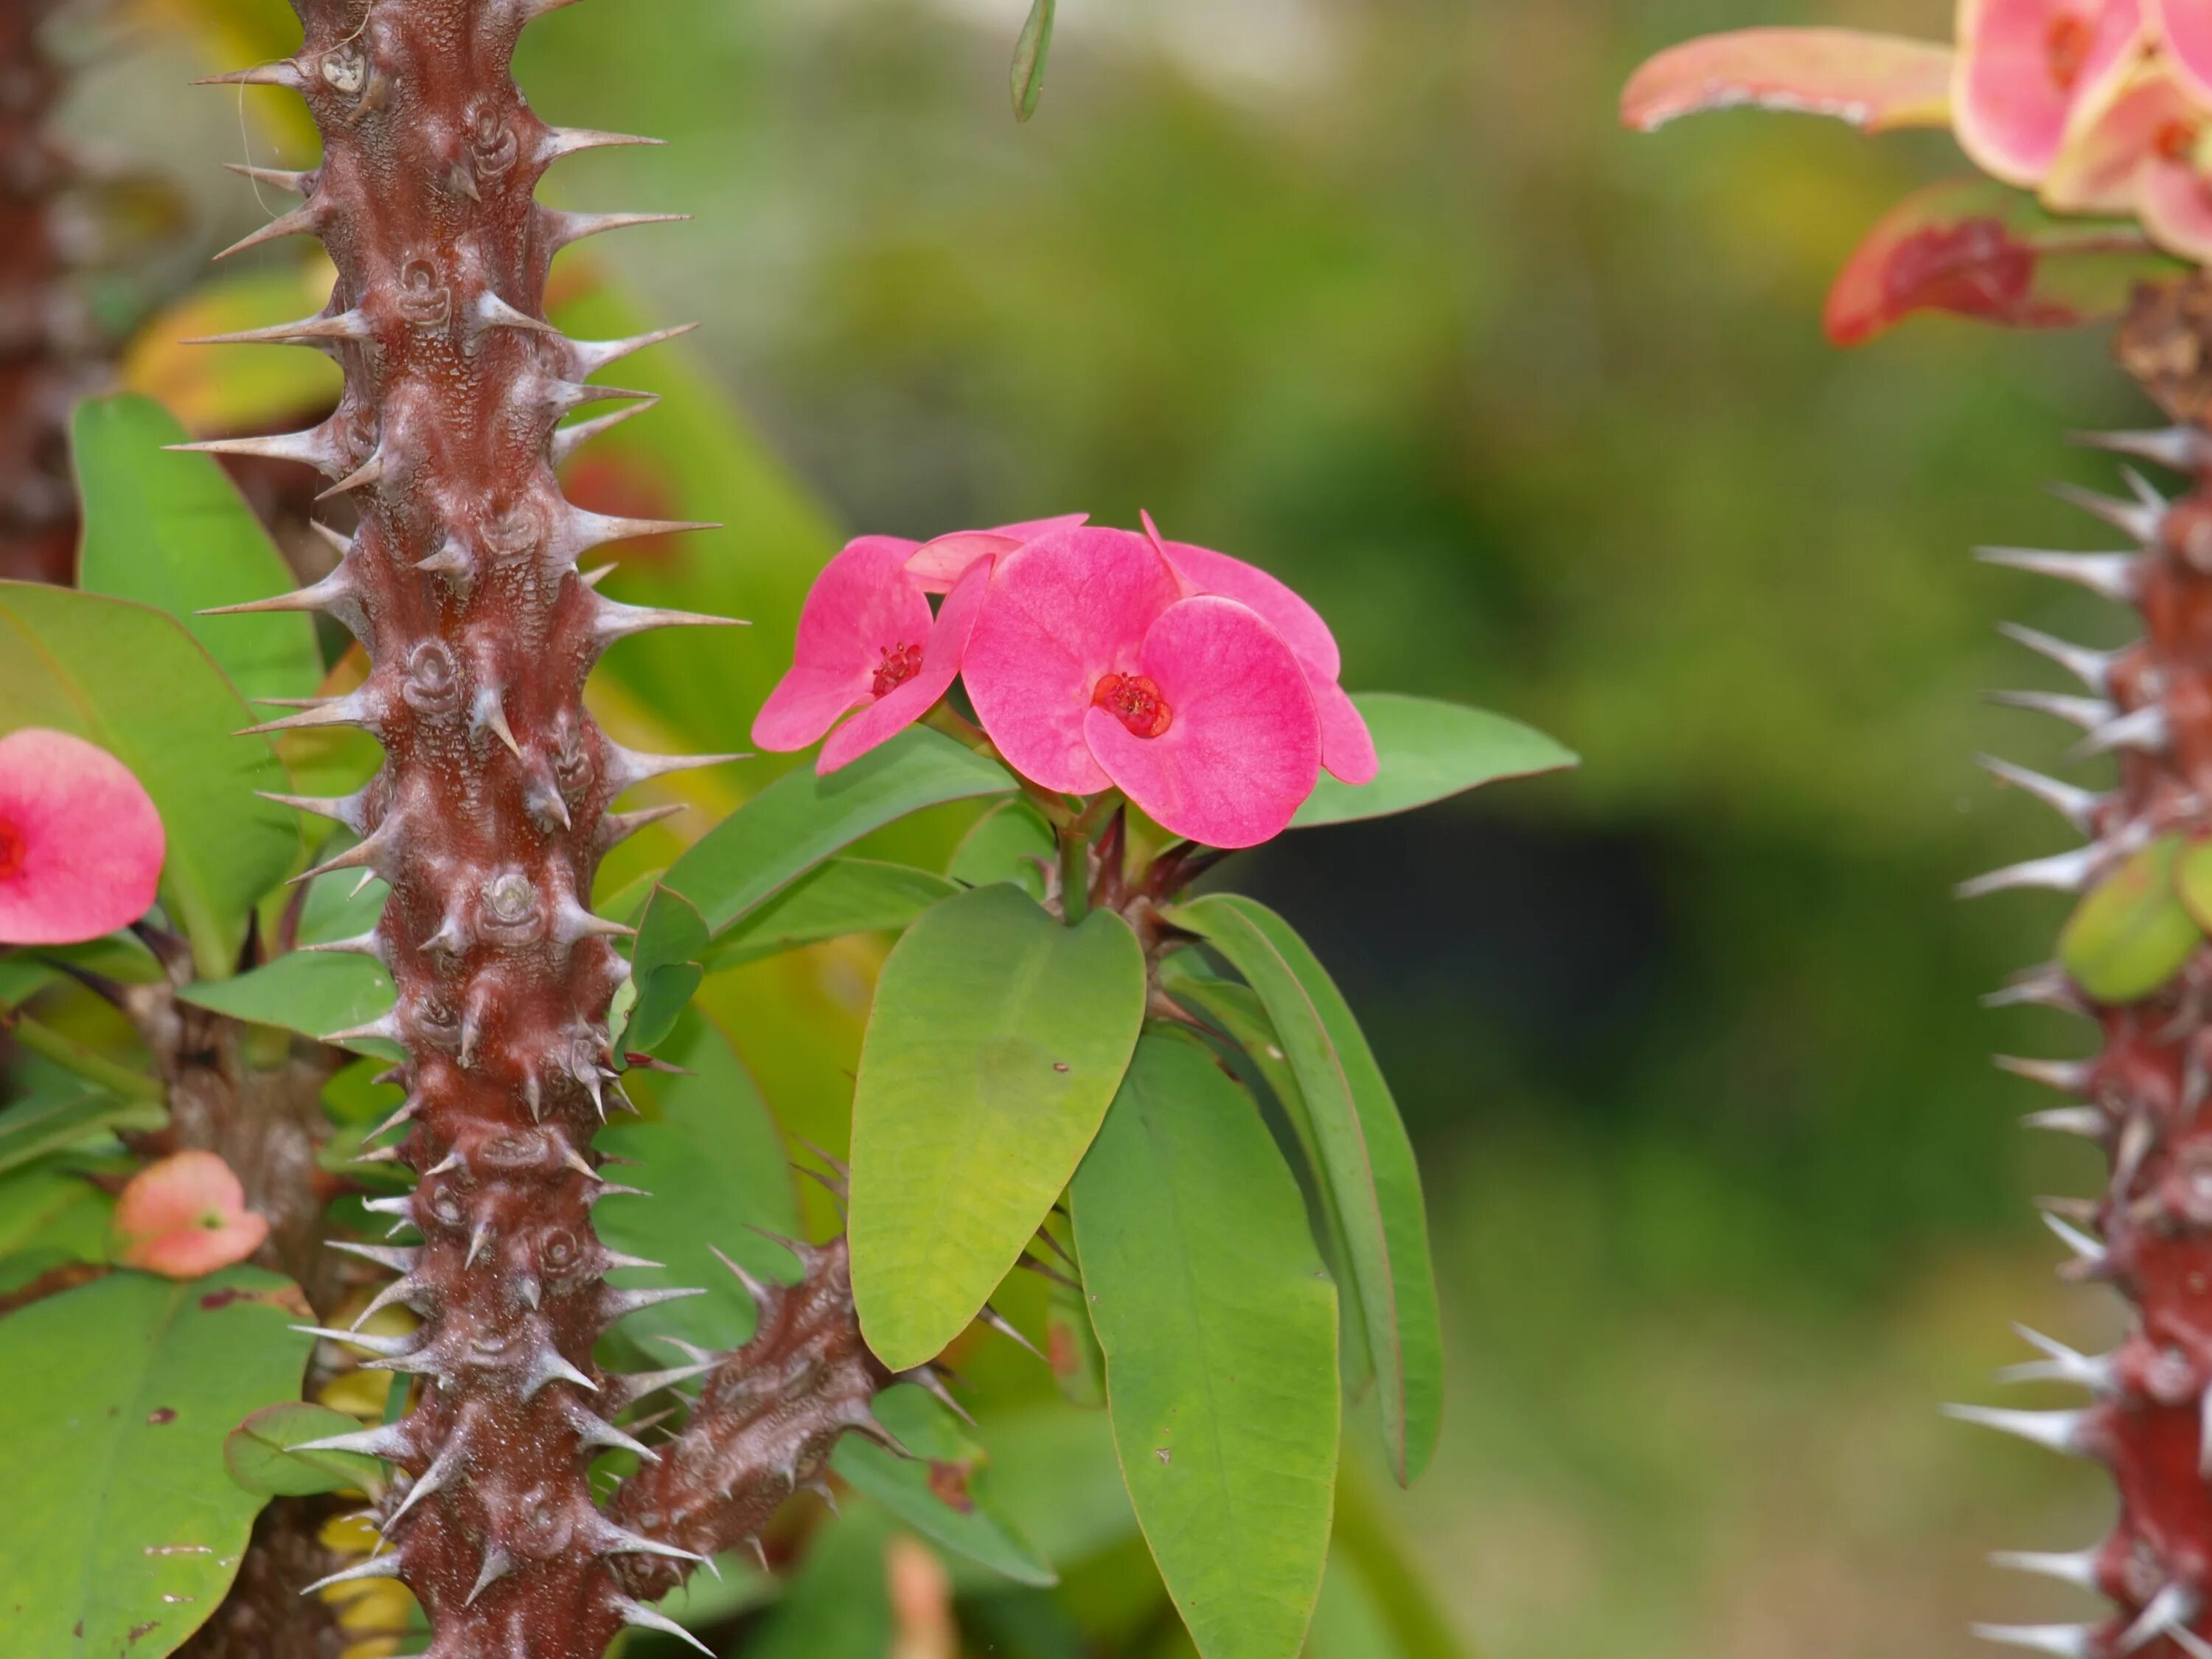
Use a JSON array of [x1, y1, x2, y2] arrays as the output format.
[[1092, 672, 1174, 738], [0, 816, 23, 882], [872, 642, 925, 698], [2045, 12, 2094, 92], [2159, 119, 2204, 162]]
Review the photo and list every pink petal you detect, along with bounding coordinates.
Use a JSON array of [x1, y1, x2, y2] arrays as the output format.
[[1955, 0, 2144, 187], [752, 537, 934, 751], [1620, 27, 1956, 133], [0, 727, 165, 947], [1141, 512, 1341, 681], [820, 555, 995, 773], [1310, 676, 1379, 786], [2140, 147, 2212, 254], [2154, 0, 2212, 100], [906, 514, 1091, 594], [1085, 597, 1321, 849], [114, 1151, 269, 1280], [964, 526, 1181, 796], [2040, 62, 2195, 208]]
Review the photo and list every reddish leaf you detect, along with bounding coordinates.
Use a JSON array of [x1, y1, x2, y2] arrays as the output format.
[[1824, 175, 2183, 346], [1621, 27, 1954, 133]]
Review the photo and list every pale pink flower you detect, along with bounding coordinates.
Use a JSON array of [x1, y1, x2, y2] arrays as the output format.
[[2044, 57, 2212, 257], [1955, 0, 2146, 187], [114, 1151, 269, 1280], [962, 526, 1322, 848], [1141, 514, 1377, 787], [0, 726, 165, 947]]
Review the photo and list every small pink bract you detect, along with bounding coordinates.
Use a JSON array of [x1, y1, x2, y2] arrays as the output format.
[[2043, 60, 2212, 257], [752, 536, 933, 754], [0, 726, 166, 947], [114, 1151, 269, 1280], [1954, 0, 2144, 187]]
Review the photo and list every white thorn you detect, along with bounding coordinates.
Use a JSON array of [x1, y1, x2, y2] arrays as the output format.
[[2000, 1324, 2113, 1391], [1986, 967, 2090, 1014], [328, 1240, 418, 1274], [615, 1599, 715, 1656], [1976, 756, 2103, 832], [540, 207, 691, 252], [473, 291, 559, 336], [1989, 1547, 2102, 1590], [466, 1543, 514, 1607], [299, 1554, 404, 1596], [1958, 847, 2103, 900], [707, 1243, 770, 1306], [2121, 1584, 2198, 1652], [293, 1422, 412, 1459], [2040, 1211, 2107, 1267], [551, 397, 661, 466], [1986, 689, 2113, 731], [1976, 546, 2142, 602], [2051, 480, 2163, 544], [1969, 1624, 2096, 1658], [2073, 426, 2211, 470], [383, 1440, 462, 1531], [292, 1324, 414, 1359], [1994, 1054, 2096, 1093], [2076, 705, 2172, 758], [1941, 1403, 2091, 1457], [565, 321, 700, 378]]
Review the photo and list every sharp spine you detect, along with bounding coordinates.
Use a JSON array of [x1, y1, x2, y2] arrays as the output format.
[[216, 203, 322, 261], [2076, 705, 2171, 757], [2051, 478, 2164, 543], [1941, 1403, 2092, 1456], [613, 1599, 714, 1657], [550, 397, 660, 466], [1994, 1054, 2096, 1093], [1976, 546, 2141, 602], [538, 208, 691, 252], [1989, 1546, 2102, 1589], [2119, 1583, 2198, 1652], [1969, 1625, 2096, 1658], [466, 1544, 514, 1607], [299, 1554, 405, 1596], [1996, 622, 2117, 693], [223, 161, 314, 195], [1986, 690, 2114, 731], [1958, 847, 2104, 900], [564, 321, 698, 378], [1975, 756, 2103, 832]]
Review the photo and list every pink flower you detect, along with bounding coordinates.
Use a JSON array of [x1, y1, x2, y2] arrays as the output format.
[[2154, 0, 2212, 102], [114, 1151, 269, 1280], [1955, 0, 2146, 187], [755, 520, 1088, 775], [2044, 58, 2212, 256], [1140, 514, 1377, 787], [963, 526, 1322, 848], [0, 727, 165, 947]]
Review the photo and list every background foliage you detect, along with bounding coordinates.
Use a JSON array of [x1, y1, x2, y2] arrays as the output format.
[[25, 0, 2154, 1652]]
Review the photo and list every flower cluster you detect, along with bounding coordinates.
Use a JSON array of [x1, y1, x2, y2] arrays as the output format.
[[0, 726, 164, 947], [1624, 0, 2212, 262], [754, 517, 1376, 848]]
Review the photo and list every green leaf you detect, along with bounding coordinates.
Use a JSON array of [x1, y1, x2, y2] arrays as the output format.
[[1071, 1030, 1339, 1659], [0, 1087, 167, 1178], [223, 1401, 383, 1497], [178, 952, 396, 1057], [973, 1400, 1139, 1568], [621, 884, 711, 1056], [2073, 835, 2206, 1003], [702, 858, 961, 971], [0, 1153, 117, 1262], [742, 1505, 896, 1659], [1012, 0, 1057, 121], [1294, 695, 1576, 830], [947, 798, 1056, 900], [0, 582, 296, 977], [1046, 1265, 1107, 1409], [831, 1382, 1057, 1587], [0, 1266, 315, 1658], [72, 394, 323, 708], [1158, 958, 1374, 1397], [1165, 894, 1441, 1486], [850, 883, 1146, 1371], [596, 1007, 804, 1352], [664, 726, 1014, 939]]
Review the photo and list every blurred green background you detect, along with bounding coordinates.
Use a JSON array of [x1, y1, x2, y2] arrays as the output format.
[[66, 0, 2162, 1652]]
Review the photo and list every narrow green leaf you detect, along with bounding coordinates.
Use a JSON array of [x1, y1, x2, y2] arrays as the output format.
[[72, 394, 322, 707], [947, 798, 1056, 900], [178, 952, 397, 1057], [2073, 835, 2205, 1002], [1294, 694, 1576, 829], [831, 1382, 1058, 1586], [1160, 957, 1375, 1397], [701, 858, 961, 970], [621, 884, 710, 1055], [664, 726, 1013, 939], [1072, 1029, 1339, 1659], [223, 1401, 383, 1497], [1166, 894, 1441, 1486], [1, 1266, 316, 1658], [0, 1087, 167, 1178], [596, 1007, 804, 1352], [0, 582, 296, 977], [850, 883, 1146, 1371], [0, 1153, 118, 1261], [1012, 0, 1057, 121]]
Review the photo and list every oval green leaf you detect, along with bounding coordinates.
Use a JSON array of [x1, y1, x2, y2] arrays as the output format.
[[700, 858, 961, 971], [0, 582, 296, 978], [1294, 694, 1576, 830], [1166, 893, 1442, 1486], [72, 394, 323, 708], [2069, 835, 2204, 1003], [849, 883, 1146, 1371], [663, 726, 1013, 939], [1073, 1029, 1340, 1659], [597, 1006, 804, 1352], [223, 1401, 383, 1497], [830, 1382, 1057, 1586], [0, 1266, 315, 1658], [947, 798, 1056, 899], [621, 883, 712, 1057]]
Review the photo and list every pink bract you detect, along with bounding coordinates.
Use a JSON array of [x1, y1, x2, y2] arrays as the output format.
[[114, 1151, 269, 1280], [1954, 0, 2145, 187], [2043, 60, 2212, 257], [0, 726, 165, 947], [752, 536, 933, 754], [2154, 0, 2212, 100], [963, 525, 1323, 847], [1142, 515, 1379, 786], [906, 514, 1091, 594], [1619, 27, 1958, 133], [819, 555, 995, 773]]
